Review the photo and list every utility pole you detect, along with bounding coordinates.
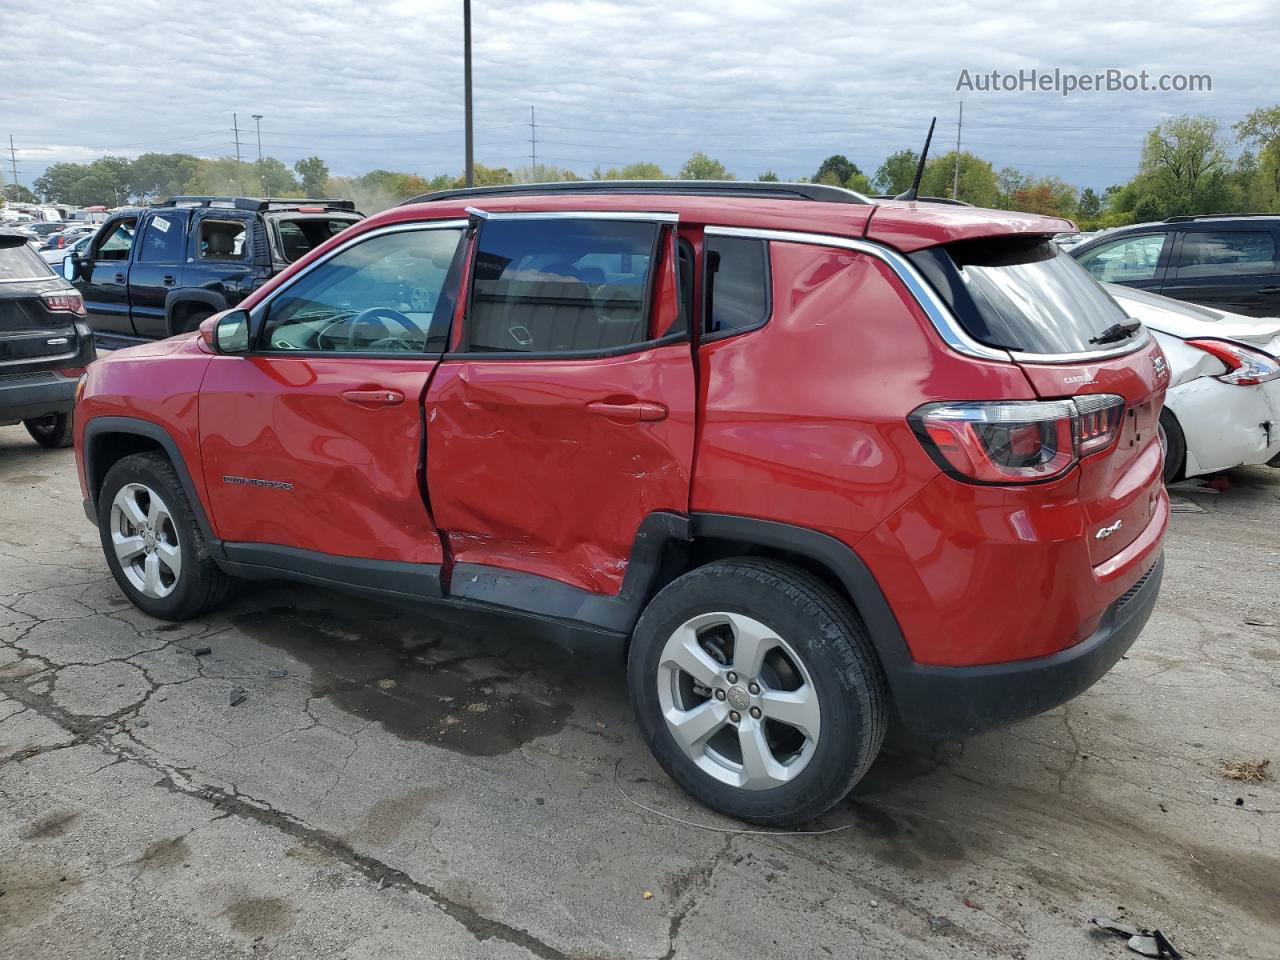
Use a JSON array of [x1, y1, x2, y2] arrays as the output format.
[[463, 0, 474, 187], [529, 106, 537, 181], [252, 114, 263, 162], [952, 100, 963, 201], [232, 113, 246, 195], [7, 135, 19, 194]]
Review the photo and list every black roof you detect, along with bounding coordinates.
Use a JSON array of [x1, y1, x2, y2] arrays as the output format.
[[402, 180, 871, 206], [153, 196, 358, 213]]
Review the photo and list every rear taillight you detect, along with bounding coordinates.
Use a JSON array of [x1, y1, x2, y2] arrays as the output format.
[[910, 396, 1126, 484], [41, 292, 86, 316], [1187, 339, 1280, 386]]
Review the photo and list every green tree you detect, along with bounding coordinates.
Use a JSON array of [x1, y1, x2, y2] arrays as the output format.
[[1078, 187, 1102, 220], [128, 153, 199, 201], [1235, 106, 1280, 209], [919, 151, 999, 206], [182, 157, 252, 196], [813, 154, 862, 187], [597, 162, 666, 180], [757, 170, 780, 182], [679, 153, 733, 180], [873, 150, 918, 195], [294, 156, 330, 195], [1138, 115, 1230, 215], [34, 162, 91, 202], [846, 172, 872, 194], [3, 183, 38, 203], [254, 157, 300, 196]]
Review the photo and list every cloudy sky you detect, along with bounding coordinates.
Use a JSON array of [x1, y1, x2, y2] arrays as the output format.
[[2, 0, 1276, 191]]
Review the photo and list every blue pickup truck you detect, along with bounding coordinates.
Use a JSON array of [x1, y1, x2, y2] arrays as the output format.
[[63, 196, 361, 345]]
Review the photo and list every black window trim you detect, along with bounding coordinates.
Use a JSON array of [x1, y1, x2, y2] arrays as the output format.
[[447, 211, 688, 362], [90, 215, 139, 262], [698, 232, 773, 345], [243, 219, 470, 359]]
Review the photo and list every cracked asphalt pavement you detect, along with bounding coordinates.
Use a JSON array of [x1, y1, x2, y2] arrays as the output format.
[[2, 424, 1278, 959]]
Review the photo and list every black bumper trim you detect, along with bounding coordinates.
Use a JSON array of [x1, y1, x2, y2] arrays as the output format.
[[0, 374, 76, 425], [890, 552, 1165, 738]]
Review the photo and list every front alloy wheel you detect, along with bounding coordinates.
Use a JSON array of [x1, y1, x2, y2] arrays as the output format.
[[110, 482, 182, 598], [658, 612, 821, 790]]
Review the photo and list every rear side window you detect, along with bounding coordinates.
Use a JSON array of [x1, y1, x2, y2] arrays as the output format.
[[275, 218, 359, 263], [1175, 231, 1277, 278], [704, 236, 770, 336], [138, 214, 186, 263], [199, 220, 247, 261], [0, 239, 53, 279], [913, 237, 1134, 355], [467, 218, 659, 353]]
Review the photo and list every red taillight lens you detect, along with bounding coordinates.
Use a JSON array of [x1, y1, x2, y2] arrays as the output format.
[[911, 395, 1126, 484], [1186, 339, 1280, 386], [41, 292, 86, 316]]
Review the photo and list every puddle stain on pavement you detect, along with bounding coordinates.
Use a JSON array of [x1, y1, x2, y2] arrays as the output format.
[[231, 605, 574, 756]]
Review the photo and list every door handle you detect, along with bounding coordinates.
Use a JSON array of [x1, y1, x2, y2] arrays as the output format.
[[342, 389, 405, 407], [586, 399, 668, 422], [1258, 285, 1280, 295], [114, 273, 126, 283], [163, 275, 176, 286]]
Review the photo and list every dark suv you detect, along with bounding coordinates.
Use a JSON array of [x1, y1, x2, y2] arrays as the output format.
[[0, 230, 96, 447], [1071, 214, 1280, 317], [63, 196, 362, 346], [74, 181, 1169, 825]]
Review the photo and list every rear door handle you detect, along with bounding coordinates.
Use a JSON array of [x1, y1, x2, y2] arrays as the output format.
[[342, 389, 405, 407], [1257, 285, 1280, 295], [114, 273, 126, 283], [586, 399, 668, 422]]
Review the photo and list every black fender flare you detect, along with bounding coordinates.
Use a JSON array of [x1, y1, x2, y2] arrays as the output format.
[[165, 290, 228, 336], [82, 416, 224, 558]]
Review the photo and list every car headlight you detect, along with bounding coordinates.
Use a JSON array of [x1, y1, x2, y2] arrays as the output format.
[[1187, 339, 1280, 386]]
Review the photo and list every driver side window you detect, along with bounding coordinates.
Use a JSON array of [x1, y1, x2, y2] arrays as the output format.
[[260, 227, 465, 354]]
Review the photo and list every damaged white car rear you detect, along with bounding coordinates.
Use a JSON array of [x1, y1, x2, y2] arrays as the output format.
[[1107, 284, 1280, 484]]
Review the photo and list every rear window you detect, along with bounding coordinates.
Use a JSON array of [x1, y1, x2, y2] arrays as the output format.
[[0, 238, 53, 280], [913, 237, 1135, 355]]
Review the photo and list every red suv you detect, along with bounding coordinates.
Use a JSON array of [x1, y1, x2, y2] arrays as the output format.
[[74, 182, 1169, 825]]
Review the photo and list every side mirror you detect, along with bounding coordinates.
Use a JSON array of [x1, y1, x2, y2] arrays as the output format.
[[208, 309, 251, 354], [61, 254, 78, 282]]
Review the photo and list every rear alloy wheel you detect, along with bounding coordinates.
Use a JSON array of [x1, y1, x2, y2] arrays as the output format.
[[629, 558, 887, 826], [24, 412, 74, 448], [98, 452, 233, 620]]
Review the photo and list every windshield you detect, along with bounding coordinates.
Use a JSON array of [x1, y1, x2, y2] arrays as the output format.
[[919, 236, 1138, 355], [0, 238, 54, 280]]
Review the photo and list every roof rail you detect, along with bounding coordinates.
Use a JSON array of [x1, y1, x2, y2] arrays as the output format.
[[401, 180, 872, 207], [870, 194, 974, 207], [154, 196, 357, 213], [1164, 212, 1280, 223]]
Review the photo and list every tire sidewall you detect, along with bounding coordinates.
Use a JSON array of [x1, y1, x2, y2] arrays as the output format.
[[24, 412, 73, 448], [628, 565, 872, 823], [97, 456, 205, 620], [1159, 408, 1186, 484]]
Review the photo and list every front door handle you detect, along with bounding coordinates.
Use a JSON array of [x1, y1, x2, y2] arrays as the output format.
[[342, 389, 405, 407], [586, 399, 668, 422], [1258, 285, 1280, 295]]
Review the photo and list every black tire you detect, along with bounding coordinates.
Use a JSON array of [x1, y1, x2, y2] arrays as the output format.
[[174, 309, 213, 336], [628, 558, 887, 826], [24, 412, 74, 448], [97, 452, 233, 620], [1159, 408, 1186, 485]]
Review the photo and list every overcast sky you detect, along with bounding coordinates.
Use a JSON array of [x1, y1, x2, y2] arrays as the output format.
[[2, 0, 1276, 192]]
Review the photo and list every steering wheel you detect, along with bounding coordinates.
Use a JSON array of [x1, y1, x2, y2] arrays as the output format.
[[345, 307, 421, 349]]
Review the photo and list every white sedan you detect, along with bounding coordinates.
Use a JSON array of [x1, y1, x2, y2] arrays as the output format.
[[1107, 284, 1280, 483]]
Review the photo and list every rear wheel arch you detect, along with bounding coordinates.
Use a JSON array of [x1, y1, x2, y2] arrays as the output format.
[[83, 417, 223, 556], [1158, 406, 1187, 484], [166, 292, 226, 336]]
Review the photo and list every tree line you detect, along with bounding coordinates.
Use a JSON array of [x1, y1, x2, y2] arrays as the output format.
[[5, 105, 1280, 228]]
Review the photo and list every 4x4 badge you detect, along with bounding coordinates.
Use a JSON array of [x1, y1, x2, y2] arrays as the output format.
[[1095, 520, 1123, 540]]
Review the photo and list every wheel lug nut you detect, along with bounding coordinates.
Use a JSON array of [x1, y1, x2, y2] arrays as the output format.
[[714, 689, 726, 701], [748, 682, 760, 694], [726, 671, 738, 684], [729, 711, 741, 724], [749, 706, 762, 719]]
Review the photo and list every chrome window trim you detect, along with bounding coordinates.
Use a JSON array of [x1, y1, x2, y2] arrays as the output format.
[[247, 219, 469, 325], [465, 206, 679, 223], [704, 225, 1154, 365], [704, 225, 1010, 362]]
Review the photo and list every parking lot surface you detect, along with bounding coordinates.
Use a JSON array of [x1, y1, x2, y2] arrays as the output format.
[[1, 424, 1277, 959]]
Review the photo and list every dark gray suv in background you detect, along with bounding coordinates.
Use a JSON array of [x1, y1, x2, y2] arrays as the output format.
[[0, 230, 96, 447], [1070, 214, 1280, 317]]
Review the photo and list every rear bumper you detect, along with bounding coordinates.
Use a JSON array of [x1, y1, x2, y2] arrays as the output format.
[[0, 371, 77, 425], [891, 552, 1163, 738]]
